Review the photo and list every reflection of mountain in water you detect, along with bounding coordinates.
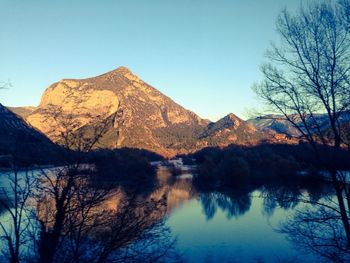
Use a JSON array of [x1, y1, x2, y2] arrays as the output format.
[[151, 165, 197, 213]]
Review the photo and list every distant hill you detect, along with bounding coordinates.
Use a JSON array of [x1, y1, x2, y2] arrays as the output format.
[[248, 112, 350, 140], [16, 67, 273, 157], [248, 115, 301, 137]]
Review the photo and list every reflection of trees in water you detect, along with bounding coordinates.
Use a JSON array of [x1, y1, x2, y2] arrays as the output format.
[[199, 190, 252, 221], [33, 168, 179, 263], [198, 179, 350, 261], [197, 180, 329, 221], [261, 185, 303, 217], [260, 180, 333, 216], [2, 161, 348, 263], [262, 182, 350, 262], [0, 167, 180, 263], [280, 204, 350, 262]]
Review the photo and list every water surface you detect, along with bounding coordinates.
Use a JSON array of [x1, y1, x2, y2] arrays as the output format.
[[165, 189, 316, 262], [0, 165, 336, 262]]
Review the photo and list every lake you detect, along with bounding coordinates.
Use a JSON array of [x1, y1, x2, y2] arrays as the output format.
[[165, 191, 318, 262], [155, 165, 320, 263], [0, 164, 342, 262]]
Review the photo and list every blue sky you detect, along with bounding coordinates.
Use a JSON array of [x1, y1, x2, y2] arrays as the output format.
[[0, 0, 308, 120]]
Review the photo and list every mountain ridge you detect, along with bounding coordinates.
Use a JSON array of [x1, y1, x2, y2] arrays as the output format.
[[10, 67, 276, 157]]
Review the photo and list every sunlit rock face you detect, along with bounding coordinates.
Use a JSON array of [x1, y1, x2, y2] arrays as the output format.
[[22, 67, 273, 156], [27, 82, 119, 136]]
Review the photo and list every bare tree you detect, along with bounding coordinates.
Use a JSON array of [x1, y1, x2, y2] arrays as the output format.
[[253, 0, 350, 251], [29, 105, 177, 263], [31, 105, 114, 263], [84, 193, 175, 263], [280, 205, 350, 262], [0, 80, 11, 90], [40, 104, 116, 162], [340, 0, 350, 29], [0, 128, 41, 263], [36, 178, 178, 263], [0, 82, 32, 263]]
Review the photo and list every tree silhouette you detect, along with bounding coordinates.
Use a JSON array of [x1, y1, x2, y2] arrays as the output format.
[[254, 0, 350, 258]]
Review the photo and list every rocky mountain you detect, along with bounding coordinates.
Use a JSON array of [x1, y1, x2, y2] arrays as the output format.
[[0, 104, 57, 165], [17, 67, 272, 157]]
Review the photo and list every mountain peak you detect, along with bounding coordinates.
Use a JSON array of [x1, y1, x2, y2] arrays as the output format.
[[220, 113, 243, 126], [113, 66, 133, 75], [102, 66, 141, 82], [225, 113, 241, 121]]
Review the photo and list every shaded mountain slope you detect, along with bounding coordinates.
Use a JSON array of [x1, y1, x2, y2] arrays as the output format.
[[0, 104, 57, 166]]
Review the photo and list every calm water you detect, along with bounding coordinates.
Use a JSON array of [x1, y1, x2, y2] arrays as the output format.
[[0, 165, 336, 262], [165, 190, 315, 263], [153, 163, 322, 263]]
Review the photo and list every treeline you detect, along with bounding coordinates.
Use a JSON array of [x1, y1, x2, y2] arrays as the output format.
[[190, 143, 350, 188]]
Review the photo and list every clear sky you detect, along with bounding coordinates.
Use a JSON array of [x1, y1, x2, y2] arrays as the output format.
[[0, 0, 309, 121]]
